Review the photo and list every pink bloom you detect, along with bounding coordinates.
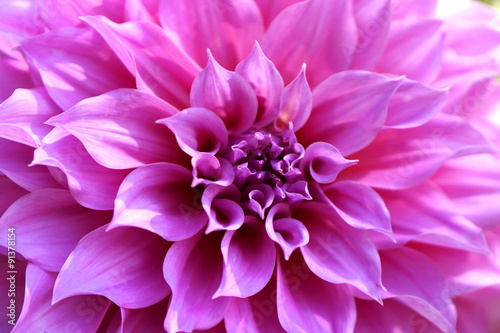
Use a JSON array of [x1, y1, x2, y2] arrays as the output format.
[[1, 0, 500, 332]]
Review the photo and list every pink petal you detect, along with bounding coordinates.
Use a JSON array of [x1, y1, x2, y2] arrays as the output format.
[[33, 127, 130, 211], [215, 217, 276, 298], [47, 89, 187, 169], [379, 181, 489, 253], [0, 175, 28, 217], [14, 264, 111, 333], [190, 53, 258, 134], [0, 189, 110, 272], [300, 142, 357, 184], [82, 15, 201, 109], [446, 21, 500, 56], [164, 232, 233, 332], [235, 42, 284, 128], [0, 1, 43, 37], [380, 247, 457, 333], [296, 202, 383, 301], [322, 180, 393, 239], [386, 78, 449, 129], [261, 0, 358, 87], [21, 27, 135, 111], [274, 65, 312, 131], [392, 0, 437, 20], [253, 0, 304, 28], [201, 185, 244, 233], [54, 225, 170, 308], [159, 0, 263, 70], [157, 107, 228, 157], [110, 163, 208, 241], [298, 70, 402, 156], [191, 153, 235, 187], [455, 286, 500, 333], [121, 298, 168, 333], [277, 254, 356, 333], [344, 114, 494, 189], [374, 19, 444, 83], [96, 305, 121, 333]]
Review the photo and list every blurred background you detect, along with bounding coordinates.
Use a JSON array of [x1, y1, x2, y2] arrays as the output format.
[[479, 0, 500, 8]]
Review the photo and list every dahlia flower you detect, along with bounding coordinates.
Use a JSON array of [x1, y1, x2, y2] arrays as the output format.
[[1, 0, 500, 332]]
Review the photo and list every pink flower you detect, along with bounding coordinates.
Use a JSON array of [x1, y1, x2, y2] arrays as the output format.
[[1, 0, 500, 332]]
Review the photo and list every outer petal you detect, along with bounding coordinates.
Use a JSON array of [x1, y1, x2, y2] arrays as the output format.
[[13, 264, 110, 333], [82, 16, 201, 109], [392, 0, 437, 20], [110, 163, 208, 241], [250, 0, 302, 28], [159, 0, 263, 70], [0, 88, 61, 147], [0, 175, 28, 217], [215, 217, 276, 298], [21, 27, 135, 111], [47, 89, 186, 169], [0, 189, 110, 272], [0, 255, 26, 332], [33, 128, 130, 211], [296, 202, 384, 301], [190, 53, 258, 134], [261, 0, 358, 87], [164, 232, 233, 332], [298, 71, 402, 156], [277, 253, 356, 333], [344, 114, 495, 189], [53, 225, 171, 308], [121, 298, 168, 333]]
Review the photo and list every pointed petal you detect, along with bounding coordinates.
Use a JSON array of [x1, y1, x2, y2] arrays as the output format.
[[82, 15, 201, 109], [322, 180, 393, 238], [296, 202, 383, 301], [33, 128, 130, 211], [379, 181, 489, 253], [47, 89, 186, 169], [157, 107, 228, 157], [121, 298, 168, 333], [262, 0, 358, 87], [13, 264, 110, 333], [54, 225, 170, 308], [277, 254, 356, 333], [0, 189, 110, 272], [298, 71, 402, 156], [274, 65, 312, 131], [21, 27, 135, 111], [159, 0, 263, 69], [235, 42, 284, 127], [215, 217, 276, 298], [300, 142, 357, 184], [0, 88, 61, 147], [345, 114, 495, 189], [190, 53, 258, 134], [386, 78, 449, 129], [164, 232, 233, 332], [110, 163, 207, 241]]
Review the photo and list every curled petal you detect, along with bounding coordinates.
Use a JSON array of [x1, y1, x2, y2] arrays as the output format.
[[110, 163, 208, 241], [215, 217, 276, 298], [158, 107, 228, 156], [202, 185, 244, 233], [242, 184, 275, 219], [191, 153, 235, 187]]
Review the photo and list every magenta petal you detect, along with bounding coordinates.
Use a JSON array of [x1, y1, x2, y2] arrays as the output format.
[[0, 189, 110, 272], [253, 0, 302, 28], [190, 53, 258, 134], [235, 42, 284, 128], [202, 185, 244, 233], [191, 153, 235, 187], [345, 114, 494, 189], [82, 15, 201, 109], [164, 232, 233, 332], [21, 27, 134, 111], [0, 88, 61, 147], [296, 202, 383, 301], [386, 78, 449, 129], [322, 180, 393, 239], [262, 0, 357, 87], [277, 254, 356, 333], [392, 0, 437, 20], [298, 71, 402, 156], [54, 225, 170, 308], [215, 217, 276, 298], [0, 175, 28, 217], [159, 0, 263, 70], [380, 247, 457, 333], [121, 298, 168, 333], [110, 163, 208, 241], [379, 181, 489, 253], [274, 65, 312, 131], [47, 89, 185, 169], [300, 142, 357, 184], [158, 107, 228, 156], [13, 264, 110, 333]]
